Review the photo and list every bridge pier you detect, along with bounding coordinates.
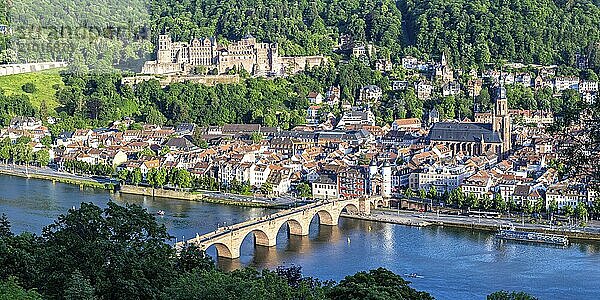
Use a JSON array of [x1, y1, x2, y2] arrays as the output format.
[[254, 230, 278, 247]]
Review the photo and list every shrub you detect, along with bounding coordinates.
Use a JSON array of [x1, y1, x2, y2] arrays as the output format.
[[21, 82, 37, 93]]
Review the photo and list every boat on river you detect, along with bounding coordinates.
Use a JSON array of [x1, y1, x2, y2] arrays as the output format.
[[496, 229, 568, 246]]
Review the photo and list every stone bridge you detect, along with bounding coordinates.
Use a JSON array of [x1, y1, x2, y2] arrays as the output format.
[[176, 198, 373, 259]]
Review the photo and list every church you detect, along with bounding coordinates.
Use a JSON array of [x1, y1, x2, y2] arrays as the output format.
[[427, 85, 512, 158]]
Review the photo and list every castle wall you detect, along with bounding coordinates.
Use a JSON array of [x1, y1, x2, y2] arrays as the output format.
[[146, 35, 323, 77]]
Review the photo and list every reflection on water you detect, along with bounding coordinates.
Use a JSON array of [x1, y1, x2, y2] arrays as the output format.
[[2, 175, 600, 299]]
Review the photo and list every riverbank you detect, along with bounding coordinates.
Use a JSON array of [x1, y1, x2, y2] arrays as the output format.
[[342, 209, 600, 242], [118, 185, 280, 208], [0, 166, 110, 190]]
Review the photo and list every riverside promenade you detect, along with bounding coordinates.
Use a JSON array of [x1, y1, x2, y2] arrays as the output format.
[[0, 164, 115, 188], [344, 209, 600, 242]]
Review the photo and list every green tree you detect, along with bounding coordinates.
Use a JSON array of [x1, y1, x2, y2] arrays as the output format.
[[405, 188, 414, 199], [261, 182, 273, 195], [130, 168, 142, 186], [296, 182, 312, 198], [0, 277, 42, 300], [592, 197, 600, 220], [419, 188, 426, 200], [40, 136, 52, 148], [21, 83, 37, 94], [327, 267, 433, 300], [117, 169, 129, 183], [154, 168, 167, 188], [467, 193, 479, 210], [481, 194, 493, 210], [549, 200, 559, 216], [175, 245, 214, 273], [33, 150, 49, 167], [37, 202, 175, 299], [64, 270, 95, 300], [494, 193, 507, 213], [427, 186, 437, 200], [487, 290, 538, 300], [575, 202, 589, 224], [250, 132, 263, 143]]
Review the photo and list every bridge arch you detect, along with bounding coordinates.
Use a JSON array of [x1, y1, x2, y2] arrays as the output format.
[[315, 209, 337, 226], [245, 228, 276, 247], [342, 203, 359, 214], [206, 242, 234, 259], [281, 218, 309, 236]]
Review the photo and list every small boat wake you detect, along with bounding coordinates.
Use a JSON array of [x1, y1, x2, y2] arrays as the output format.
[[404, 273, 424, 279]]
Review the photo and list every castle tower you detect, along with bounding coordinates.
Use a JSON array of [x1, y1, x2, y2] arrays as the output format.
[[441, 52, 447, 66], [493, 84, 511, 156], [157, 34, 172, 64]]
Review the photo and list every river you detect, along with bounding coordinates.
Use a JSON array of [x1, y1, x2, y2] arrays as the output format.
[[1, 175, 599, 299]]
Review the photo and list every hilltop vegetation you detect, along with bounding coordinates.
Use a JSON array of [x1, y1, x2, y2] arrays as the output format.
[[151, 0, 600, 69], [5, 0, 152, 69], [0, 69, 63, 112], [407, 0, 600, 68]]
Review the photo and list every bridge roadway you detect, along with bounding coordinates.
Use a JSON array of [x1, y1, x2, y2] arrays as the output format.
[[176, 198, 373, 259]]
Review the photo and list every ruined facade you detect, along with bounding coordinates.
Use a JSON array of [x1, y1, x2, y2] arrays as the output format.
[[142, 34, 326, 77]]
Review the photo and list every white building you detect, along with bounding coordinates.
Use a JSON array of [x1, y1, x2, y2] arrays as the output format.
[[306, 106, 321, 125], [546, 182, 595, 210], [554, 77, 579, 92], [359, 85, 383, 103], [402, 56, 418, 69], [312, 174, 339, 199], [308, 92, 324, 104], [336, 109, 376, 128], [408, 164, 472, 194]]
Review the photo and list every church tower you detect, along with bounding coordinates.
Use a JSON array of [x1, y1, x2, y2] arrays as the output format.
[[493, 85, 511, 156], [441, 52, 448, 66]]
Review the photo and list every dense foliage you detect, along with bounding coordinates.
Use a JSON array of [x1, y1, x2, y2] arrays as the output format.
[[5, 0, 152, 69], [0, 91, 36, 126], [150, 0, 600, 69], [54, 60, 390, 128], [150, 0, 402, 58], [0, 204, 438, 300], [406, 0, 600, 68]]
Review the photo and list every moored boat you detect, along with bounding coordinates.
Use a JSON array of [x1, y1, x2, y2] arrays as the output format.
[[496, 229, 568, 246]]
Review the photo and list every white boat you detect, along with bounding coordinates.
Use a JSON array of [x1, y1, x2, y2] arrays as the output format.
[[157, 210, 165, 216], [404, 273, 424, 279]]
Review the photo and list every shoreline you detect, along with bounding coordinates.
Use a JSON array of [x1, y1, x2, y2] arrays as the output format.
[[118, 185, 279, 208], [0, 167, 110, 190], [342, 212, 600, 243], [2, 169, 598, 242], [0, 168, 279, 208]]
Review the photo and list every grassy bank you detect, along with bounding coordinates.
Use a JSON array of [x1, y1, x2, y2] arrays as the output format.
[[0, 68, 64, 111], [0, 168, 111, 190]]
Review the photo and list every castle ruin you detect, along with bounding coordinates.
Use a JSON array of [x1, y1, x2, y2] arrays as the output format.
[[142, 34, 327, 77]]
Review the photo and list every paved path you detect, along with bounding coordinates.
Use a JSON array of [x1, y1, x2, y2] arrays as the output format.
[[370, 209, 600, 235], [0, 164, 118, 185]]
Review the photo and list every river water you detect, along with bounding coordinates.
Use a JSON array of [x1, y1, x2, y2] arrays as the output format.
[[1, 175, 599, 299]]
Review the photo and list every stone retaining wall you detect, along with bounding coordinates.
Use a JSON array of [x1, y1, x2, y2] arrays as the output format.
[[0, 62, 67, 76]]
